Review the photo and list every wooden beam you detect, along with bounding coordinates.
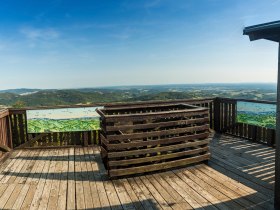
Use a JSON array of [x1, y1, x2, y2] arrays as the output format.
[[275, 43, 280, 210], [0, 144, 11, 152], [15, 133, 47, 149]]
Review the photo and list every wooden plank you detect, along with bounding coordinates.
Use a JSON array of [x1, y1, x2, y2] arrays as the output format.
[[160, 171, 215, 209], [196, 164, 274, 209], [121, 179, 147, 210], [8, 149, 37, 184], [133, 177, 165, 209], [109, 153, 210, 177], [75, 147, 86, 210], [144, 174, 190, 209], [0, 149, 31, 183], [175, 169, 235, 210], [107, 124, 209, 141], [12, 184, 30, 209], [105, 132, 209, 150], [17, 149, 41, 184], [20, 184, 37, 210], [4, 184, 24, 209], [102, 109, 209, 123], [151, 173, 193, 209], [16, 133, 47, 149], [18, 114, 25, 145], [108, 139, 210, 158], [184, 167, 259, 209], [83, 147, 102, 209], [0, 184, 17, 209], [127, 177, 157, 210], [47, 149, 63, 210], [29, 149, 52, 210], [109, 146, 209, 167], [208, 160, 274, 196], [67, 147, 76, 210], [56, 148, 69, 210], [25, 149, 45, 184], [112, 179, 137, 210], [79, 147, 94, 209], [106, 117, 209, 132], [88, 147, 111, 210]]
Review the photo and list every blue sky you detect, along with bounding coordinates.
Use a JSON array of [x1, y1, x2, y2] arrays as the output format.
[[0, 0, 280, 89]]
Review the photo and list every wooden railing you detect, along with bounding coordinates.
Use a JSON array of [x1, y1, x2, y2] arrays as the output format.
[[214, 97, 276, 147], [7, 98, 215, 148], [0, 109, 12, 158], [8, 108, 100, 148], [2, 97, 277, 149]]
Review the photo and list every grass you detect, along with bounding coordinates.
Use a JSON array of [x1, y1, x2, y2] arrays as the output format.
[[27, 118, 100, 133], [237, 113, 276, 129]]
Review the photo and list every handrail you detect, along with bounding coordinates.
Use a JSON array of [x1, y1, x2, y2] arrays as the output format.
[[215, 97, 276, 146], [0, 109, 9, 118], [8, 97, 215, 112], [218, 97, 276, 105]]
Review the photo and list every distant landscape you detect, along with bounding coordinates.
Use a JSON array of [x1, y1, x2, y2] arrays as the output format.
[[0, 83, 277, 108]]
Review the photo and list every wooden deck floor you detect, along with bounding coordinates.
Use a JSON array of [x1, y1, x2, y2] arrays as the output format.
[[0, 134, 275, 210]]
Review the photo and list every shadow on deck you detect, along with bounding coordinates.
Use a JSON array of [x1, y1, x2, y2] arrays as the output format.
[[0, 134, 275, 210]]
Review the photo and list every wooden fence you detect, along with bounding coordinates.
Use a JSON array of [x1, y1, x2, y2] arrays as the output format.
[[7, 98, 215, 148], [214, 97, 276, 147], [4, 97, 277, 149], [8, 109, 100, 148], [0, 109, 12, 158]]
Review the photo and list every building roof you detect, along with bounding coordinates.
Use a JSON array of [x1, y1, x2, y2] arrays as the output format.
[[243, 20, 280, 42]]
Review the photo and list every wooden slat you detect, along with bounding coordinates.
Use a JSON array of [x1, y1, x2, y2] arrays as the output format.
[[108, 139, 209, 158], [107, 124, 209, 141], [104, 132, 209, 150], [109, 153, 210, 177]]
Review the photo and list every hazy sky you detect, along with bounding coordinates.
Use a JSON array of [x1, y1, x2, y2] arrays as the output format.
[[0, 0, 280, 89]]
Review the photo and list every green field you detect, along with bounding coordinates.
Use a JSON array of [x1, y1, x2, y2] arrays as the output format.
[[237, 113, 276, 129], [27, 118, 100, 133]]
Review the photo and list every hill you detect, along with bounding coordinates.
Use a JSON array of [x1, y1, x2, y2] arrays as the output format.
[[0, 83, 276, 108]]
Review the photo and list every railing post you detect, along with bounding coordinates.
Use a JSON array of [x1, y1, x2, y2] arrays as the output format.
[[6, 115, 13, 149], [214, 97, 221, 133]]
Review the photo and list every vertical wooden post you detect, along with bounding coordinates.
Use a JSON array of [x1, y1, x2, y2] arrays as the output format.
[[6, 115, 13, 149], [275, 43, 280, 210], [83, 132, 88, 147], [214, 97, 221, 133]]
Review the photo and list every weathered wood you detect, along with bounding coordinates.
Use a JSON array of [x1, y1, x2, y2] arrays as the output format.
[[109, 147, 209, 166], [103, 132, 209, 150], [107, 139, 210, 158], [107, 124, 209, 141], [15, 133, 47, 149], [0, 145, 11, 152], [106, 117, 209, 132], [109, 153, 211, 177], [214, 97, 221, 132], [99, 103, 210, 178]]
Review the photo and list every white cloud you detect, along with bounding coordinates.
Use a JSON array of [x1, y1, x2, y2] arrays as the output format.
[[20, 27, 60, 40]]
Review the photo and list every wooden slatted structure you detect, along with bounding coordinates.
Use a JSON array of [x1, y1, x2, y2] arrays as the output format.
[[98, 103, 210, 178], [0, 109, 12, 158]]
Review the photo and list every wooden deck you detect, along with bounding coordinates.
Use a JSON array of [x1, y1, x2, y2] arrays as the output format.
[[0, 134, 275, 210]]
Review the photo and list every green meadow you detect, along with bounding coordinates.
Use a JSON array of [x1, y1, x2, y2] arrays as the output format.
[[27, 118, 100, 133], [237, 113, 276, 129]]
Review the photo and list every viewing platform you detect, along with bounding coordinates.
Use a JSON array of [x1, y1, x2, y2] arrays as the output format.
[[0, 98, 277, 209], [0, 134, 274, 209]]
